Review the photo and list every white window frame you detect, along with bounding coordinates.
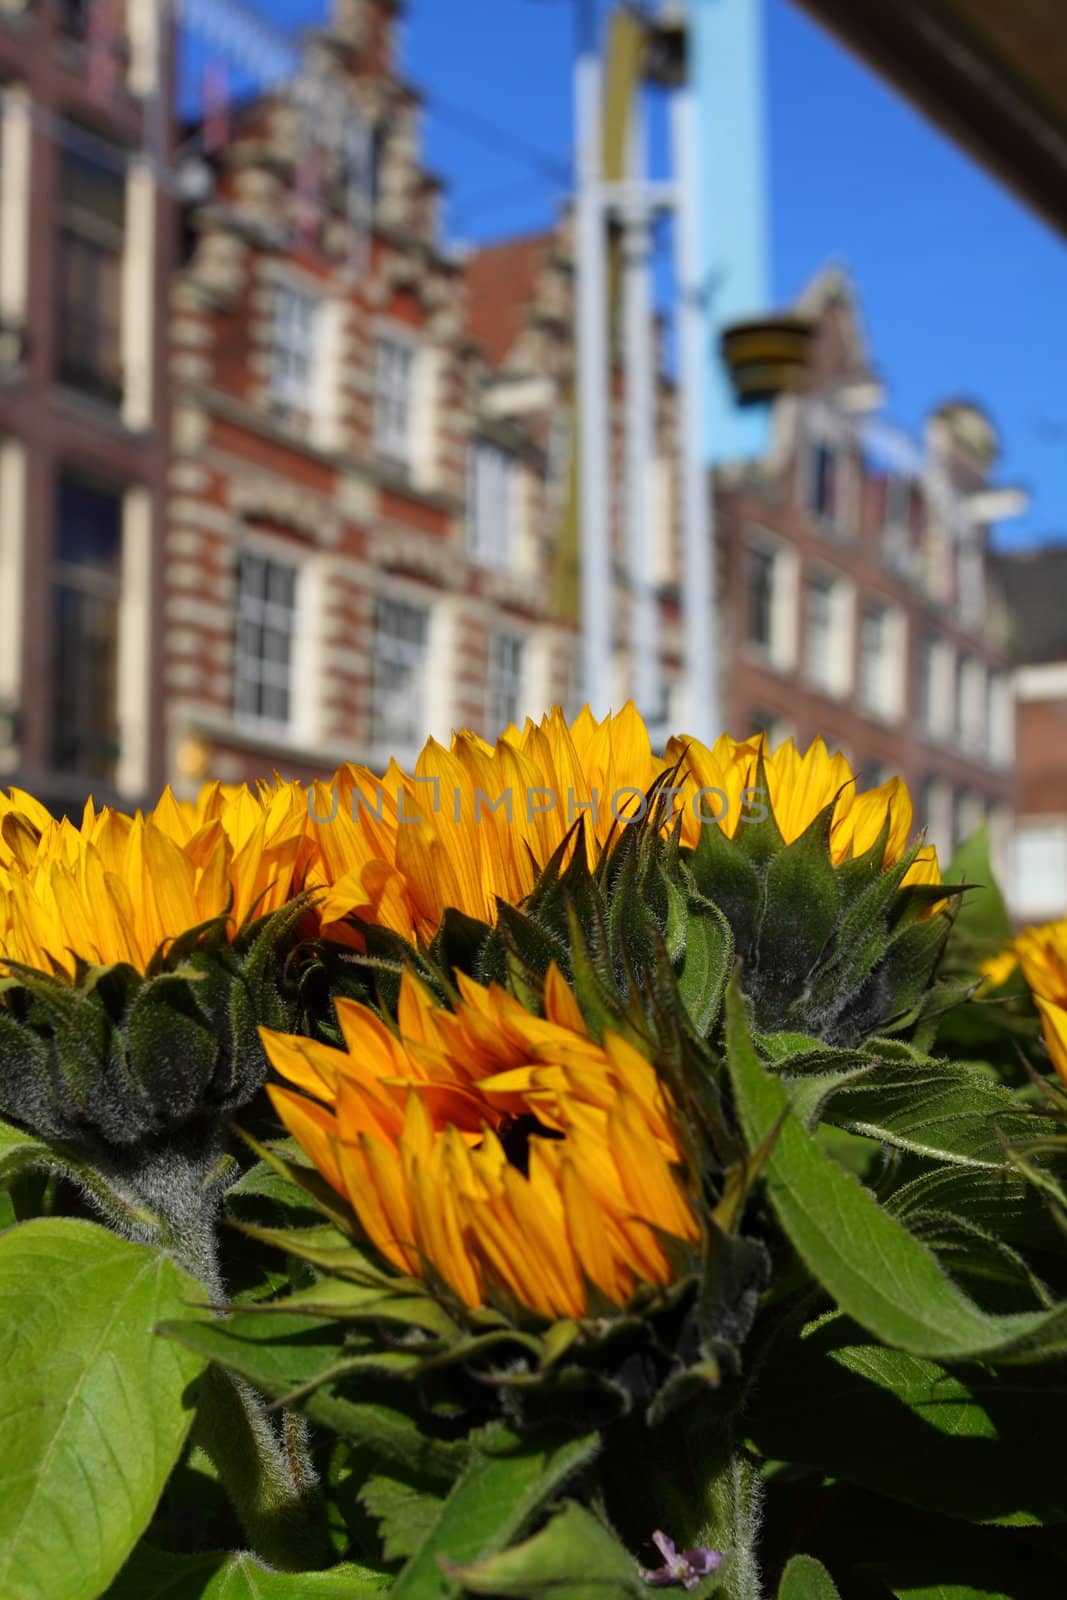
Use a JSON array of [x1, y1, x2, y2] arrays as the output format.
[[858, 600, 891, 719], [486, 629, 525, 737], [883, 474, 922, 577], [803, 571, 835, 694], [955, 654, 987, 755], [800, 401, 857, 538], [468, 437, 518, 571], [269, 281, 322, 419], [372, 593, 431, 752], [373, 330, 417, 468], [233, 548, 301, 735], [1012, 821, 1067, 919]]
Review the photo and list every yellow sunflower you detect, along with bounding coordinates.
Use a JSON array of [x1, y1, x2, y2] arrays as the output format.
[[0, 780, 307, 980], [298, 708, 940, 944], [261, 964, 699, 1320], [1010, 917, 1067, 1084]]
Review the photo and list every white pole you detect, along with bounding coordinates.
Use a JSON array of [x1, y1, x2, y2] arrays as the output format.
[[622, 95, 660, 725], [575, 51, 612, 720], [671, 82, 718, 745]]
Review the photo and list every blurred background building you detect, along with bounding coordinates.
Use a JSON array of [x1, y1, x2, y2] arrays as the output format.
[[0, 0, 174, 814], [0, 0, 1063, 916]]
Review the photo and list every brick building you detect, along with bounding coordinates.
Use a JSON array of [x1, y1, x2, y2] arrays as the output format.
[[0, 0, 1025, 860], [164, 0, 683, 794], [713, 270, 1019, 866], [0, 0, 174, 813], [993, 545, 1067, 919]]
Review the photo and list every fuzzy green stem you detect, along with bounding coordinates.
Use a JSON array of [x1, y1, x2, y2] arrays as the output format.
[[192, 1365, 332, 1571], [700, 1447, 763, 1600]]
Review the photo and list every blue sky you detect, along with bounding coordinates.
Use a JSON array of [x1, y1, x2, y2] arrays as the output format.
[[182, 0, 1067, 548]]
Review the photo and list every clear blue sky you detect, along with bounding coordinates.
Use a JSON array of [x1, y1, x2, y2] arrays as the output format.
[[182, 0, 1067, 548]]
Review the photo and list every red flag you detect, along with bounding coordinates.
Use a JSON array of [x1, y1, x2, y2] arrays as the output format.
[[202, 59, 230, 156], [87, 0, 119, 104]]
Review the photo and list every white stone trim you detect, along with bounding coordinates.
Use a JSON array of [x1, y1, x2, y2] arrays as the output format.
[[121, 157, 157, 430], [0, 440, 26, 711], [0, 88, 30, 329], [1015, 661, 1067, 701], [115, 488, 153, 798]]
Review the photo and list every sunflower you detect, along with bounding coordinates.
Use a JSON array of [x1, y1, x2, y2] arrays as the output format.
[[298, 708, 940, 945], [261, 964, 699, 1320], [0, 780, 307, 980], [667, 731, 940, 883], [1010, 917, 1067, 1084]]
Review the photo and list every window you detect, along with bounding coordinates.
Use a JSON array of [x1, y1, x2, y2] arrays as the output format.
[[919, 774, 954, 860], [809, 441, 837, 524], [746, 546, 775, 652], [373, 596, 429, 748], [487, 631, 524, 736], [374, 334, 415, 466], [269, 284, 320, 420], [955, 655, 985, 752], [468, 439, 517, 571], [803, 575, 835, 692], [916, 635, 936, 733], [234, 552, 298, 727], [1013, 823, 1067, 918], [884, 477, 923, 574], [858, 602, 889, 715], [956, 534, 985, 629], [987, 672, 1013, 767], [56, 139, 125, 404], [953, 790, 985, 854], [52, 474, 122, 780]]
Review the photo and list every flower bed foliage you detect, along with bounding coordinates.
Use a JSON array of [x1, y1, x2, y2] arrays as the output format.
[[0, 707, 1065, 1599]]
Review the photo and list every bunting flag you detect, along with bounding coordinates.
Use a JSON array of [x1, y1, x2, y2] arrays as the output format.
[[87, 0, 119, 104], [202, 59, 230, 156]]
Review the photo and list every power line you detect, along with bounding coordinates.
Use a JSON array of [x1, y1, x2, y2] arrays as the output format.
[[421, 91, 571, 185]]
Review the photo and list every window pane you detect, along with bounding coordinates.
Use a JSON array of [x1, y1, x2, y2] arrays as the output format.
[[270, 285, 320, 416], [234, 552, 297, 726], [373, 596, 429, 746], [52, 476, 123, 780], [746, 547, 774, 649]]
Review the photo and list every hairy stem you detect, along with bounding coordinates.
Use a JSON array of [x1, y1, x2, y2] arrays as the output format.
[[192, 1366, 332, 1571]]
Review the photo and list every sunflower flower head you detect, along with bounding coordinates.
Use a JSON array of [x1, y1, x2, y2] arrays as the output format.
[[262, 963, 700, 1324], [291, 708, 949, 1050], [0, 781, 311, 1150], [1012, 917, 1067, 1084]]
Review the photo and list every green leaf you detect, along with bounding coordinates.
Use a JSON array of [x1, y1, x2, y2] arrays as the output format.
[[816, 1054, 1035, 1169], [0, 1217, 207, 1600], [159, 1310, 469, 1485], [946, 825, 1012, 954], [105, 1544, 390, 1597], [747, 1314, 1067, 1525], [360, 1476, 446, 1563], [391, 1423, 599, 1599], [777, 1555, 841, 1600], [677, 899, 733, 1037], [447, 1500, 646, 1597], [724, 976, 1067, 1363], [0, 1113, 53, 1185]]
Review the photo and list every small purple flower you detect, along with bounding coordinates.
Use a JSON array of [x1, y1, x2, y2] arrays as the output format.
[[639, 1530, 724, 1591]]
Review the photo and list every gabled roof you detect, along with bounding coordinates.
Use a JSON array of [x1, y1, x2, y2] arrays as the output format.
[[993, 544, 1067, 664], [464, 233, 554, 368]]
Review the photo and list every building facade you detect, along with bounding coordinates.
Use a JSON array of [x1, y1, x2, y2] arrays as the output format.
[[0, 0, 1023, 866], [993, 545, 1067, 921], [164, 0, 683, 794], [0, 0, 174, 813], [713, 272, 1018, 866]]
